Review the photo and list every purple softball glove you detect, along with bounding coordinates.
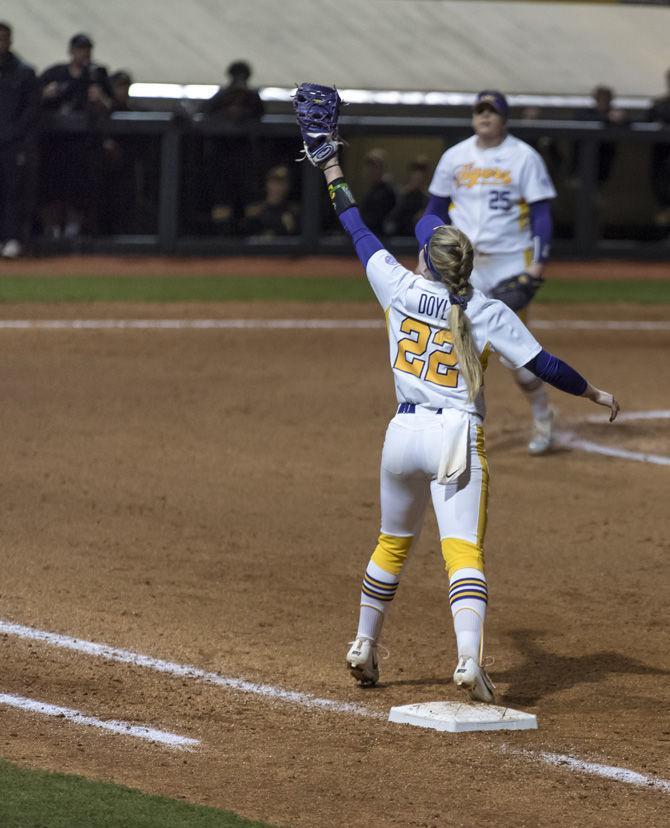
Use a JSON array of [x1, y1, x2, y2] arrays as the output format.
[[293, 82, 342, 167]]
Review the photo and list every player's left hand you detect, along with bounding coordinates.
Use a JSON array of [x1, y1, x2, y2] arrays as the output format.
[[584, 385, 620, 422]]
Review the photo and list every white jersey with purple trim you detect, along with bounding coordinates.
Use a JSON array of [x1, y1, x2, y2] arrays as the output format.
[[366, 249, 542, 418], [428, 134, 556, 256]]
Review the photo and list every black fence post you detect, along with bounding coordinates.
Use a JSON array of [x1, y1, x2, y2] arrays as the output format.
[[158, 119, 181, 254], [575, 136, 598, 258], [300, 161, 321, 254]]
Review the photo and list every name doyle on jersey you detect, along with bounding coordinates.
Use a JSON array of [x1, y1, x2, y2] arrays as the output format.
[[418, 292, 451, 321]]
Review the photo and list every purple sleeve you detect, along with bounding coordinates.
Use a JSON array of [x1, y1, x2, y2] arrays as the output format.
[[529, 200, 553, 263], [525, 349, 587, 396], [339, 207, 384, 268], [425, 195, 452, 223]]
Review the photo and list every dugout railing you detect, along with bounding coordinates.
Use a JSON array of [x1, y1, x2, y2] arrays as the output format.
[[33, 112, 670, 259]]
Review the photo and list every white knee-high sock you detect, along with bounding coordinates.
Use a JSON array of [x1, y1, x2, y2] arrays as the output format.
[[356, 560, 399, 642], [514, 366, 551, 420], [449, 567, 487, 660]]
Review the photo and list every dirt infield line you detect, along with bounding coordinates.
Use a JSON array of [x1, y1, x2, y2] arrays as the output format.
[[0, 318, 668, 331], [3, 617, 670, 799], [0, 692, 199, 749]]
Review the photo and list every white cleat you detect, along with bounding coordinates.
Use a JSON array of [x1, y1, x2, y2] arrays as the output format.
[[528, 409, 555, 455], [346, 638, 379, 686], [453, 656, 496, 704]]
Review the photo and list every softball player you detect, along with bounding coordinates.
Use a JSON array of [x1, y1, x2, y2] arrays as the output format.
[[427, 91, 558, 455], [317, 154, 618, 702]]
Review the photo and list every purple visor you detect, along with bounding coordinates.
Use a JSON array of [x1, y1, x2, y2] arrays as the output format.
[[415, 214, 446, 279]]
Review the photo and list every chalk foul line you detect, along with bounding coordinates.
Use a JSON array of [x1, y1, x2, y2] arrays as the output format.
[[2, 618, 669, 795], [0, 619, 379, 720], [0, 692, 199, 750], [555, 431, 670, 466], [0, 318, 667, 331], [505, 747, 670, 794], [583, 409, 670, 424]]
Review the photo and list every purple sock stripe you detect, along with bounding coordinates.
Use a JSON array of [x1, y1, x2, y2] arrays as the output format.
[[449, 580, 487, 591], [449, 585, 489, 598], [362, 578, 398, 595], [449, 592, 488, 606], [361, 586, 395, 602], [450, 577, 487, 589], [449, 587, 489, 601], [364, 571, 399, 589]]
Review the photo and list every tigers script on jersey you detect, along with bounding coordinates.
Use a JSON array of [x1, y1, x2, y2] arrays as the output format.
[[428, 135, 556, 255], [366, 250, 542, 418]]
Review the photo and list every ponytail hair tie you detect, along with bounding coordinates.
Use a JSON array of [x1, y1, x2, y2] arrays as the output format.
[[449, 292, 467, 309]]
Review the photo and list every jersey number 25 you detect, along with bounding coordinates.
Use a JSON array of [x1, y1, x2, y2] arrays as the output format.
[[393, 317, 459, 388]]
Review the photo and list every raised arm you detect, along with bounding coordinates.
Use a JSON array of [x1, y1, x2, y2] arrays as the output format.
[[293, 83, 384, 268], [320, 158, 384, 268]]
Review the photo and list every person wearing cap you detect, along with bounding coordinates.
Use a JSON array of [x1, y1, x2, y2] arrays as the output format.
[[40, 34, 112, 115], [0, 21, 39, 258], [37, 33, 113, 239], [300, 135, 618, 696], [425, 90, 558, 455]]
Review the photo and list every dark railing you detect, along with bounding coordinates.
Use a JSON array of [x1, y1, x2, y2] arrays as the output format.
[[35, 112, 670, 259]]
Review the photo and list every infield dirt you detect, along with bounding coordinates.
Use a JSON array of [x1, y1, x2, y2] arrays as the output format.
[[0, 299, 668, 827]]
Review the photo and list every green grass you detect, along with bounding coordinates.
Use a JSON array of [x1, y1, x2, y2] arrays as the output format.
[[0, 275, 668, 304], [0, 759, 275, 827], [536, 279, 670, 304], [0, 276, 372, 304]]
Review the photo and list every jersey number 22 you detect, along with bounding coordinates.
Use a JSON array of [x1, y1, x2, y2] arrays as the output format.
[[393, 317, 459, 387]]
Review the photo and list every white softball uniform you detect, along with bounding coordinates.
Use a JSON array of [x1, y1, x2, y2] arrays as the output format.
[[367, 249, 542, 540], [428, 134, 556, 295]]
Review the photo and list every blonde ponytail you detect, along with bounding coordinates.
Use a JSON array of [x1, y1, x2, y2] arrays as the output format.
[[448, 303, 483, 402], [428, 226, 483, 402]]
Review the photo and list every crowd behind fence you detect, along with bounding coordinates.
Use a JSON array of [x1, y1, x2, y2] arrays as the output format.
[[1, 23, 670, 259]]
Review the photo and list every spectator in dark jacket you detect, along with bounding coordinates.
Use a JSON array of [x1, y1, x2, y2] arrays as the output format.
[[360, 148, 396, 236], [573, 86, 628, 185], [201, 61, 264, 123], [0, 21, 39, 257], [38, 33, 113, 239], [648, 68, 670, 226], [201, 60, 265, 232], [384, 155, 429, 236]]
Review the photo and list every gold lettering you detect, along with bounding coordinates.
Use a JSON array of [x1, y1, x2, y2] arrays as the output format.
[[455, 164, 512, 188]]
